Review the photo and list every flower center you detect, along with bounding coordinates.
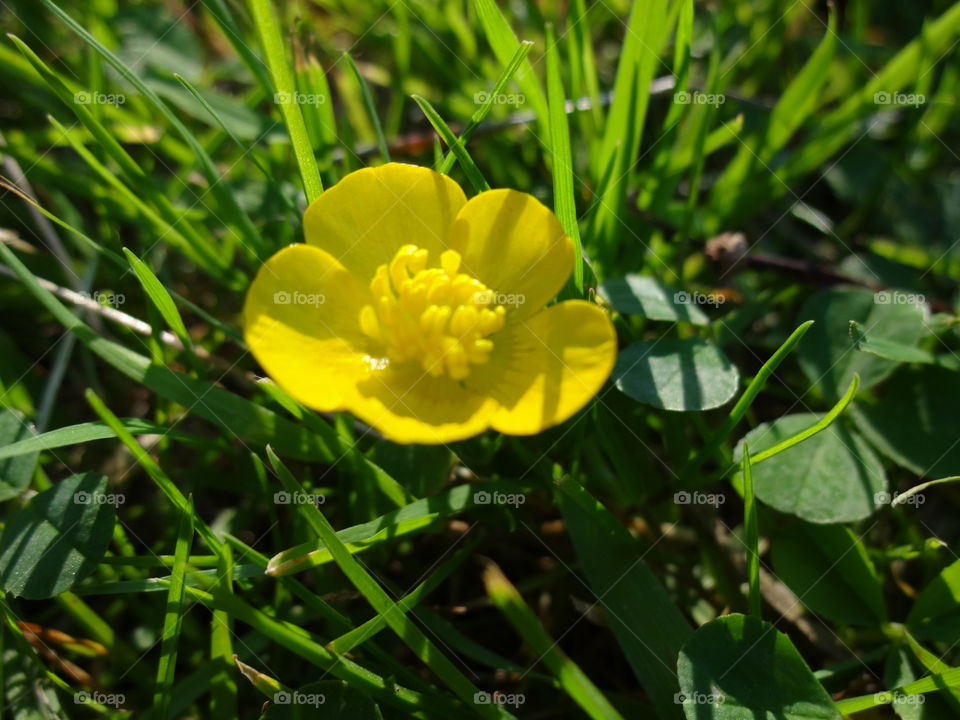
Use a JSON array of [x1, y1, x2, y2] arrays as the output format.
[[359, 244, 506, 380]]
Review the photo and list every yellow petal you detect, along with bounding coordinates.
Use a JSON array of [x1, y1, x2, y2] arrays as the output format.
[[345, 364, 499, 444], [468, 300, 617, 435], [448, 189, 574, 320], [302, 163, 467, 282], [243, 244, 372, 412]]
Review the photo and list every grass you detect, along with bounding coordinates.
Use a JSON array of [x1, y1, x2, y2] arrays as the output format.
[[1, 0, 960, 718]]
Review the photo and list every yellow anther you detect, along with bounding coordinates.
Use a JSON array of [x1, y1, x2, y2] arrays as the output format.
[[359, 245, 508, 379]]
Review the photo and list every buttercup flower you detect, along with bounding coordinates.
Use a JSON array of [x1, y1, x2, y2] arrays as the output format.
[[243, 163, 616, 444]]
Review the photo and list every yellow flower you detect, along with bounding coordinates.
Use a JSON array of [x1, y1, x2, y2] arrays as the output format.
[[243, 163, 616, 444]]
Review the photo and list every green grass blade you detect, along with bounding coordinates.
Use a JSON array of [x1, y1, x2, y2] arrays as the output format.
[[554, 471, 691, 719], [343, 52, 390, 163], [474, 0, 550, 149], [153, 496, 194, 718], [741, 442, 761, 617], [681, 320, 814, 482], [247, 0, 323, 202], [746, 373, 860, 467], [265, 446, 514, 720], [436, 40, 534, 175], [483, 561, 626, 720], [545, 23, 584, 292], [41, 0, 267, 258], [411, 94, 490, 193], [122, 248, 193, 353], [85, 389, 223, 556]]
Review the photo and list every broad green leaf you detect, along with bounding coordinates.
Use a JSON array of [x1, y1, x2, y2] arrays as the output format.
[[854, 367, 960, 478], [0, 409, 37, 501], [908, 558, 960, 644], [614, 338, 739, 411], [884, 647, 958, 719], [0, 472, 115, 599], [771, 522, 886, 626], [677, 614, 841, 719], [796, 287, 926, 400], [555, 474, 691, 720], [735, 415, 885, 523], [599, 275, 709, 325]]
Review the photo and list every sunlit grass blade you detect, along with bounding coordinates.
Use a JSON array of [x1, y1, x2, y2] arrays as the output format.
[[153, 496, 194, 719], [545, 23, 584, 292], [411, 94, 490, 193], [437, 40, 534, 175], [343, 52, 390, 164], [246, 0, 323, 202], [122, 248, 193, 354], [681, 320, 815, 482], [746, 373, 860, 467], [474, 0, 550, 149], [483, 561, 626, 720]]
